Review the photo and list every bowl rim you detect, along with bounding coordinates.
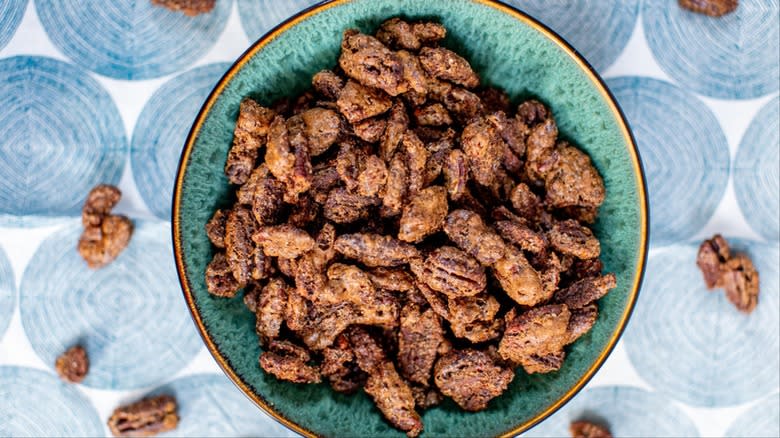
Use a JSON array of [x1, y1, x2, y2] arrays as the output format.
[[171, 0, 649, 436]]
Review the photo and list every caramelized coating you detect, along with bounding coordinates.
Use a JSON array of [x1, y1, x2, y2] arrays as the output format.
[[498, 304, 571, 373], [226, 99, 275, 184], [205, 209, 228, 248], [382, 153, 409, 217], [510, 183, 545, 223], [398, 304, 447, 385], [339, 31, 407, 96], [205, 252, 240, 298], [419, 47, 480, 88], [696, 234, 731, 289], [549, 219, 601, 260], [495, 220, 547, 254], [492, 246, 547, 306], [722, 254, 759, 313], [399, 186, 448, 242], [381, 101, 410, 160], [107, 395, 178, 437], [554, 274, 616, 309], [364, 362, 424, 437], [402, 131, 430, 195], [443, 149, 469, 200], [461, 117, 505, 187], [323, 188, 377, 223], [224, 206, 257, 286], [544, 143, 606, 209], [82, 184, 121, 227], [566, 304, 599, 344], [414, 103, 452, 126], [433, 349, 514, 411], [301, 107, 343, 156], [353, 117, 387, 143], [259, 340, 321, 384], [55, 345, 89, 384], [357, 155, 388, 198], [335, 233, 420, 267], [398, 50, 430, 102], [337, 80, 394, 124], [418, 246, 486, 298], [321, 335, 367, 393], [256, 277, 289, 344], [312, 70, 345, 100], [253, 224, 314, 259], [367, 267, 416, 292], [444, 209, 506, 265], [78, 215, 134, 269], [376, 18, 446, 50]]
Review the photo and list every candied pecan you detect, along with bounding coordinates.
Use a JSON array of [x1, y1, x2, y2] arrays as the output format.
[[414, 103, 452, 126], [397, 50, 429, 100], [443, 149, 469, 200], [498, 304, 571, 372], [294, 252, 326, 300], [413, 277, 450, 320], [253, 224, 314, 259], [549, 219, 600, 260], [225, 99, 275, 184], [418, 246, 486, 298], [339, 30, 407, 96], [346, 326, 387, 374], [721, 254, 759, 313], [367, 267, 416, 292], [55, 345, 89, 384], [517, 100, 549, 126], [259, 340, 321, 384], [545, 142, 606, 209], [224, 206, 257, 286], [205, 252, 240, 297], [554, 273, 616, 309], [487, 111, 527, 158], [380, 101, 410, 161], [503, 144, 524, 175], [311, 160, 341, 204], [402, 131, 430, 195], [523, 350, 566, 374], [248, 168, 285, 225], [312, 70, 345, 100], [696, 234, 731, 288], [151, 0, 215, 16], [479, 88, 511, 114], [256, 277, 289, 344], [434, 349, 514, 411], [566, 304, 598, 344], [324, 264, 400, 327], [286, 194, 319, 228], [353, 117, 387, 143], [301, 107, 342, 156], [398, 304, 447, 385], [376, 18, 446, 50], [107, 395, 178, 437], [419, 47, 479, 88], [336, 140, 367, 192], [679, 0, 738, 16], [364, 361, 423, 437], [205, 209, 228, 248], [321, 335, 368, 393], [82, 184, 121, 227], [324, 187, 377, 223], [334, 233, 420, 267], [495, 220, 547, 254], [265, 116, 295, 184], [398, 186, 448, 243], [337, 79, 393, 124], [492, 246, 547, 306], [447, 293, 500, 325], [444, 209, 506, 265], [78, 215, 134, 269], [441, 86, 484, 124], [509, 183, 544, 223], [461, 116, 505, 187], [570, 420, 613, 438], [568, 257, 604, 282], [357, 155, 388, 198], [276, 257, 297, 279]]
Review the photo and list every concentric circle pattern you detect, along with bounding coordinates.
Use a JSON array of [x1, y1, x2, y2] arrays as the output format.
[[0, 246, 14, 339], [524, 386, 699, 437], [0, 366, 103, 437], [624, 240, 779, 407], [20, 220, 202, 390], [505, 0, 639, 72], [34, 0, 233, 80], [0, 56, 127, 225], [0, 0, 27, 51], [149, 373, 298, 437], [725, 394, 780, 438], [643, 0, 780, 99], [734, 96, 779, 241], [132, 63, 230, 219], [607, 76, 729, 245], [238, 0, 321, 41]]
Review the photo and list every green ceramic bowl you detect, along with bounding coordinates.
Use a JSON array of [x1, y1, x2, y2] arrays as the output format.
[[172, 0, 648, 436]]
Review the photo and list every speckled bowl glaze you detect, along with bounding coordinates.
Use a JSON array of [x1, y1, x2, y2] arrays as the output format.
[[172, 0, 648, 436]]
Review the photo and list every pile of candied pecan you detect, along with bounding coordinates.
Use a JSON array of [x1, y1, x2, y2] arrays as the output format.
[[203, 18, 616, 436]]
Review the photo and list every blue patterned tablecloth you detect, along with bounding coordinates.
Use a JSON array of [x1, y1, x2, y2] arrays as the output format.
[[0, 0, 777, 436]]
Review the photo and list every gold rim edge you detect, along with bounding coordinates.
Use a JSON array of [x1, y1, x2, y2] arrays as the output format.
[[171, 0, 648, 437]]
